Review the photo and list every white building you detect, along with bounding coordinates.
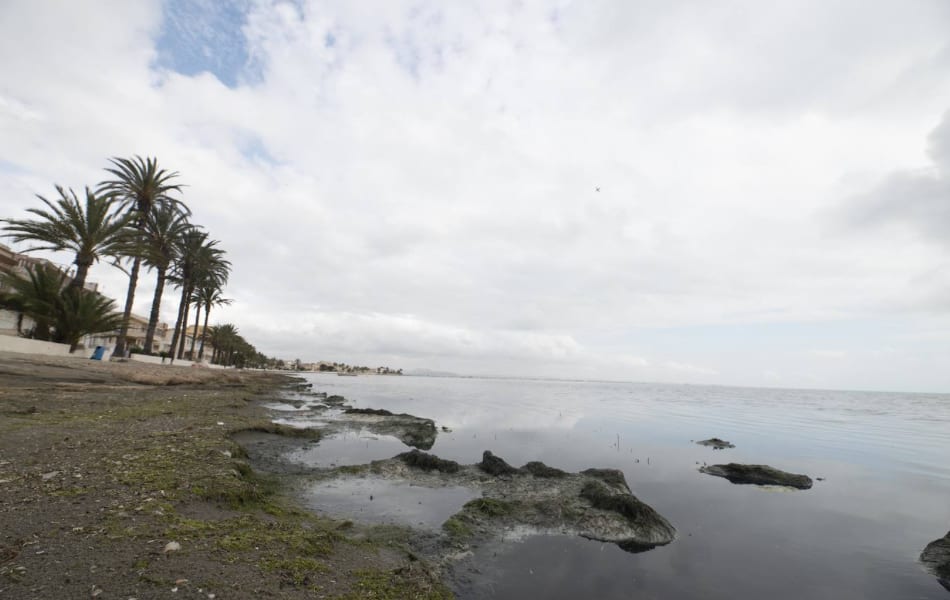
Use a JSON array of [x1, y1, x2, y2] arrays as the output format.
[[0, 242, 174, 355]]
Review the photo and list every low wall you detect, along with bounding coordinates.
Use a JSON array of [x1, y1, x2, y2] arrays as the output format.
[[130, 353, 195, 367], [0, 335, 74, 357], [127, 354, 228, 369]]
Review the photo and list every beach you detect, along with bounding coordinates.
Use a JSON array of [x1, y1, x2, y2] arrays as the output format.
[[0, 352, 447, 599]]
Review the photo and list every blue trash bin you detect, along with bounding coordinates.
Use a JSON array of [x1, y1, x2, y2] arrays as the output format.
[[91, 346, 105, 360]]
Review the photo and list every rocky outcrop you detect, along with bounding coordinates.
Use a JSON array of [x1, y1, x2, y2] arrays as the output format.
[[335, 409, 438, 450], [700, 463, 812, 489], [921, 531, 950, 591], [371, 449, 676, 552], [696, 438, 735, 449], [581, 468, 630, 491], [522, 461, 568, 479], [396, 449, 460, 473], [478, 451, 519, 476]]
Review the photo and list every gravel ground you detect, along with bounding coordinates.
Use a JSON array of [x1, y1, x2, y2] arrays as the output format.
[[0, 352, 450, 599]]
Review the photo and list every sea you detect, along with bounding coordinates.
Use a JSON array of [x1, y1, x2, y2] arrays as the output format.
[[267, 373, 950, 599]]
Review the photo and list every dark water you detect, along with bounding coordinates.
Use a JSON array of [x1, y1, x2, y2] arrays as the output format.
[[276, 374, 950, 599]]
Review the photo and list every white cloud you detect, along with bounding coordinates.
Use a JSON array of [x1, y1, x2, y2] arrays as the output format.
[[663, 361, 718, 376], [809, 349, 847, 360], [1, 0, 950, 390]]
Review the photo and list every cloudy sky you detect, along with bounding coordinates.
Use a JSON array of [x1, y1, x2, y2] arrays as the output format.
[[1, 1, 949, 392]]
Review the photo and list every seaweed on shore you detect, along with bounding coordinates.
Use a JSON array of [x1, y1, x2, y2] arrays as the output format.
[[522, 461, 568, 478], [396, 449, 460, 473], [333, 409, 438, 450], [233, 423, 323, 440], [344, 408, 394, 416], [700, 463, 813, 489], [580, 480, 649, 522], [442, 515, 473, 539], [463, 497, 517, 517], [478, 451, 520, 476], [581, 468, 629, 491]]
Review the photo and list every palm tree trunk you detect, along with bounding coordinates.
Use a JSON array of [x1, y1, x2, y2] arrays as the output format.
[[71, 259, 91, 291], [168, 282, 188, 364], [112, 256, 141, 358], [188, 301, 201, 359], [198, 303, 211, 360], [34, 320, 52, 340], [177, 283, 192, 359], [143, 267, 166, 353]]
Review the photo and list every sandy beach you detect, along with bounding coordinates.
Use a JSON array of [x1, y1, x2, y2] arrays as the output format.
[[0, 352, 448, 599]]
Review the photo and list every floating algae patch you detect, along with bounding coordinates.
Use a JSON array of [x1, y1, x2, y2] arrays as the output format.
[[699, 463, 813, 490], [303, 476, 478, 529], [286, 430, 410, 468]]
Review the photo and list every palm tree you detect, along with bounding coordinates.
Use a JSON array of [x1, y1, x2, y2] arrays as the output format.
[[167, 228, 207, 361], [207, 323, 235, 364], [56, 288, 125, 352], [98, 156, 185, 357], [1, 264, 123, 351], [194, 283, 232, 361], [207, 323, 242, 365], [136, 204, 191, 353], [1, 186, 130, 290], [167, 231, 229, 361], [0, 263, 63, 340], [206, 325, 222, 363], [0, 292, 26, 335], [182, 249, 230, 360]]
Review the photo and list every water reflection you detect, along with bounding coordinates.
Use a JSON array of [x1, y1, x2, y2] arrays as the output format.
[[459, 529, 945, 600], [302, 477, 478, 529], [271, 373, 950, 599], [286, 430, 408, 468]]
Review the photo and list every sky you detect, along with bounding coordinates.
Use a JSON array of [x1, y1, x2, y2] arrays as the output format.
[[1, 0, 949, 392]]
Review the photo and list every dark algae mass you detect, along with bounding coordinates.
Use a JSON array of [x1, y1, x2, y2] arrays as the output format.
[[477, 450, 521, 476], [921, 531, 950, 591], [396, 449, 461, 473], [338, 406, 438, 450], [699, 463, 813, 489], [696, 437, 736, 449], [403, 450, 676, 550]]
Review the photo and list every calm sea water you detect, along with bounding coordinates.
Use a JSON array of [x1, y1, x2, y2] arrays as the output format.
[[277, 373, 950, 599]]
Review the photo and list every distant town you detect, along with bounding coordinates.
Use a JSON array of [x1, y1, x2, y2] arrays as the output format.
[[275, 359, 403, 375]]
